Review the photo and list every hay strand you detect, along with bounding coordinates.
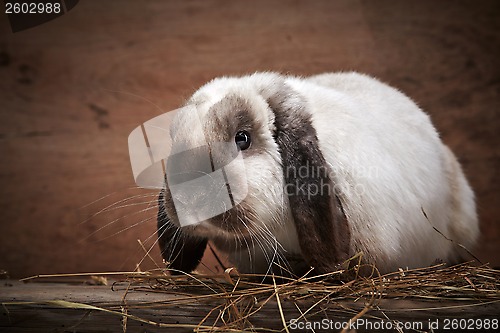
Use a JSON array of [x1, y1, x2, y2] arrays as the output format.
[[6, 261, 500, 332]]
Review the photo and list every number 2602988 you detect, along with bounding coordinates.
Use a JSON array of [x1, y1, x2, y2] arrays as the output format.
[[5, 2, 62, 14]]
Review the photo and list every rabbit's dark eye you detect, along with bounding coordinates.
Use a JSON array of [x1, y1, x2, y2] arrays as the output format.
[[235, 130, 251, 150]]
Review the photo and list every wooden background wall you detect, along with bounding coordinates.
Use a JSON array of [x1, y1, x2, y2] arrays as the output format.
[[0, 0, 498, 278]]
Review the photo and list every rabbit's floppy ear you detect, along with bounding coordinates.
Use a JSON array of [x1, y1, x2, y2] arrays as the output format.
[[157, 190, 207, 274], [265, 80, 351, 274]]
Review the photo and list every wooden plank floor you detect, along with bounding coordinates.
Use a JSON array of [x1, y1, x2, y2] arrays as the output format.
[[1, 280, 499, 332]]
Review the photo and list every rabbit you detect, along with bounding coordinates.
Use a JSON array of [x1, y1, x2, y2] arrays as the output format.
[[156, 72, 479, 276]]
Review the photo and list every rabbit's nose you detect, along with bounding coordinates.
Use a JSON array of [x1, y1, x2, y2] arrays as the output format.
[[165, 143, 247, 227], [166, 145, 214, 186]]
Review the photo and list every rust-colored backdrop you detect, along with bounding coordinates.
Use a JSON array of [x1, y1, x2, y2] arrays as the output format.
[[1, 0, 498, 278]]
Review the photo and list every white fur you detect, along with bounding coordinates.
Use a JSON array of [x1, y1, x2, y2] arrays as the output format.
[[293, 72, 479, 272], [173, 72, 479, 274]]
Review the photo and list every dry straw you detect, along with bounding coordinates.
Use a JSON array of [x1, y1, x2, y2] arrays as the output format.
[[19, 258, 499, 332]]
